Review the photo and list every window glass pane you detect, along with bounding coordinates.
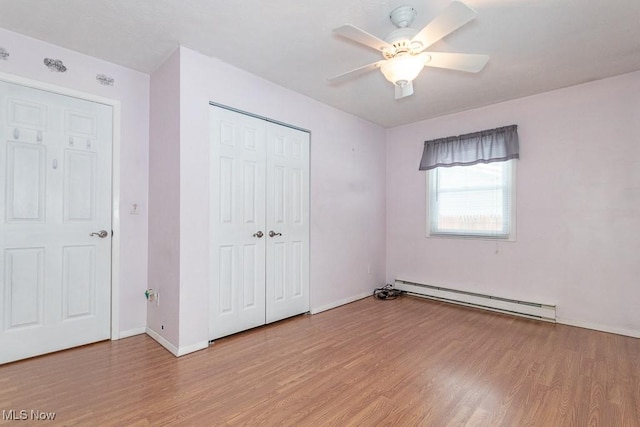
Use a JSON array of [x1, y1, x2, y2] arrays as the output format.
[[429, 161, 513, 238]]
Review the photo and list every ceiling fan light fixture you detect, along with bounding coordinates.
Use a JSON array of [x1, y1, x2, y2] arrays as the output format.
[[380, 53, 425, 86]]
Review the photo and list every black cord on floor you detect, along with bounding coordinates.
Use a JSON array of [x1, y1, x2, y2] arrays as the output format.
[[373, 284, 402, 300]]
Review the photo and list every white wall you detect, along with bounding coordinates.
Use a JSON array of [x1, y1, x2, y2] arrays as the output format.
[[0, 28, 150, 337], [147, 46, 387, 353], [386, 71, 640, 337], [147, 48, 181, 348]]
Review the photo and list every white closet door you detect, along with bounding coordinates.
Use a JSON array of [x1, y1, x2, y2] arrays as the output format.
[[0, 80, 113, 364], [209, 106, 267, 340], [265, 123, 310, 323]]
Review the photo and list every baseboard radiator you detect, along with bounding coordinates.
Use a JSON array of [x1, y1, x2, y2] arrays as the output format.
[[395, 280, 556, 322]]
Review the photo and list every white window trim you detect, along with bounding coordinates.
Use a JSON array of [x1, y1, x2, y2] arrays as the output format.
[[425, 161, 517, 242]]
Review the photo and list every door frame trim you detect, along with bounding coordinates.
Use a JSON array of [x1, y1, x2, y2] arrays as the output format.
[[0, 71, 122, 340]]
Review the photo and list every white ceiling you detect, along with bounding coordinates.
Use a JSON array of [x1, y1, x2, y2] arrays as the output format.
[[0, 0, 639, 127]]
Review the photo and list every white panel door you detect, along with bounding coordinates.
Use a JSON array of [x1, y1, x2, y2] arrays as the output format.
[[0, 80, 112, 364], [209, 106, 267, 340], [265, 123, 310, 323]]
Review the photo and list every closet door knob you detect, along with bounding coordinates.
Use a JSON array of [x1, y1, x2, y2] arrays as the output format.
[[90, 230, 109, 238], [268, 230, 282, 237], [253, 231, 264, 238]]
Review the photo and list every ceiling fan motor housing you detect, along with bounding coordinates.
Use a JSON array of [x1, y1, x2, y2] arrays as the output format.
[[383, 27, 421, 58]]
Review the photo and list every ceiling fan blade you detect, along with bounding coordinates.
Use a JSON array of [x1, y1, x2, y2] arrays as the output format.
[[424, 52, 489, 72], [395, 81, 414, 99], [328, 60, 387, 83], [333, 24, 393, 52], [411, 1, 478, 53]]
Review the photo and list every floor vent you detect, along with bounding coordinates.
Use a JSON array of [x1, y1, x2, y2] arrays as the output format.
[[395, 280, 556, 322]]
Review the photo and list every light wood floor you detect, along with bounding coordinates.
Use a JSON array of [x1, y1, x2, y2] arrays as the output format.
[[1, 296, 639, 426]]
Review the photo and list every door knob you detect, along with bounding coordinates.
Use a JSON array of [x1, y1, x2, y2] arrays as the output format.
[[253, 231, 264, 238], [268, 230, 282, 238], [90, 230, 109, 238]]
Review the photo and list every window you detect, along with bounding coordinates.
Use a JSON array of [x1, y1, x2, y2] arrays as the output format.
[[428, 160, 516, 239], [419, 124, 519, 240]]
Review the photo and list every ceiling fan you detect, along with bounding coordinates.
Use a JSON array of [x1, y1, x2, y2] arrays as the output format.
[[328, 1, 489, 99]]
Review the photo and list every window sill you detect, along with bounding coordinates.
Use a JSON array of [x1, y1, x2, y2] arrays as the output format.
[[427, 232, 516, 242]]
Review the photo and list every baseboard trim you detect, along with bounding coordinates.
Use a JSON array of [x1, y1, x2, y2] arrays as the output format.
[[145, 327, 179, 356], [176, 341, 209, 357], [310, 291, 371, 315], [116, 327, 146, 340], [556, 318, 640, 339], [145, 327, 210, 357]]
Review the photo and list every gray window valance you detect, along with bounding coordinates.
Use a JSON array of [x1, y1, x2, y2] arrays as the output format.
[[419, 125, 519, 171]]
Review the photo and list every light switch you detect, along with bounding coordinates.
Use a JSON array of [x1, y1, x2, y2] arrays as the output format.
[[130, 202, 141, 215]]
